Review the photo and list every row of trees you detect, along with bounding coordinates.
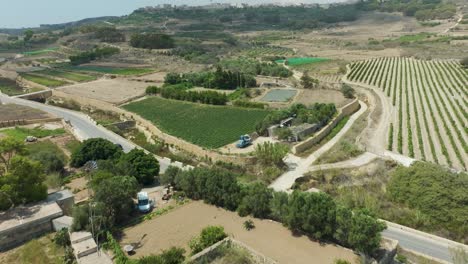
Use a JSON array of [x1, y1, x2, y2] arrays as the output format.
[[162, 166, 386, 255], [0, 138, 48, 211], [69, 46, 120, 65], [165, 66, 257, 90], [130, 33, 175, 49], [146, 85, 228, 105], [219, 58, 292, 78]]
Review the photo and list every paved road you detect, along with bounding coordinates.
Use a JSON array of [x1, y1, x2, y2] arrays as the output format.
[[0, 93, 179, 172]]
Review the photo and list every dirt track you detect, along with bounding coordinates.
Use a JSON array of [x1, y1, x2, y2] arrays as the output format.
[[120, 201, 358, 264]]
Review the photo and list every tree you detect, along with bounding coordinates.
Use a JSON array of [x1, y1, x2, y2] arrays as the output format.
[[286, 191, 337, 239], [160, 166, 181, 186], [30, 150, 65, 174], [334, 205, 353, 246], [0, 156, 47, 210], [347, 209, 386, 255], [120, 149, 159, 185], [71, 138, 123, 167], [93, 176, 138, 224], [301, 71, 319, 89], [461, 57, 468, 68], [23, 30, 34, 42], [254, 142, 289, 166], [237, 182, 273, 218], [0, 137, 27, 173], [341, 83, 355, 99], [269, 191, 289, 222]]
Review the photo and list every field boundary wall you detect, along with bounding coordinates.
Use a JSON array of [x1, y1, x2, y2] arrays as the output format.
[[292, 99, 360, 154]]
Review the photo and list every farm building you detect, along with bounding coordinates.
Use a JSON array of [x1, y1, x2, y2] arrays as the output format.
[[290, 123, 320, 141]]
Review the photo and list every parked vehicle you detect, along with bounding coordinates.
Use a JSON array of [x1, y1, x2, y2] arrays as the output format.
[[137, 192, 154, 213]]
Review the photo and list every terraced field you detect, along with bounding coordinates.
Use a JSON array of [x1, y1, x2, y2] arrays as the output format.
[[20, 73, 70, 87], [347, 57, 467, 170], [123, 97, 269, 148], [245, 46, 294, 57], [36, 69, 96, 82]]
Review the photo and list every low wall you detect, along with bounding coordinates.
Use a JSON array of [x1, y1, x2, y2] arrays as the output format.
[[0, 117, 62, 128], [292, 99, 360, 154], [190, 238, 277, 264], [16, 90, 53, 101]]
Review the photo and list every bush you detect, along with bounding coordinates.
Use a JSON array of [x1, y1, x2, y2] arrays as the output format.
[[254, 142, 289, 166], [69, 46, 120, 65], [189, 226, 227, 254], [461, 57, 468, 68], [341, 84, 355, 99], [243, 220, 255, 231], [30, 150, 65, 174], [54, 228, 70, 247], [146, 86, 160, 95], [232, 100, 266, 109], [139, 247, 186, 264], [120, 149, 160, 185]]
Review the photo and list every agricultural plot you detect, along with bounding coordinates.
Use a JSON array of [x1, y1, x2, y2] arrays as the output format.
[[276, 57, 329, 66], [123, 97, 269, 148], [20, 73, 70, 87], [66, 65, 153, 75], [261, 89, 297, 102], [0, 78, 23, 95], [36, 69, 96, 82], [347, 57, 468, 170], [22, 47, 58, 56]]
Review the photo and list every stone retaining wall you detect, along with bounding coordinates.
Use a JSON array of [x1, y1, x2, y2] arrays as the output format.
[[0, 117, 62, 128], [292, 99, 360, 154]]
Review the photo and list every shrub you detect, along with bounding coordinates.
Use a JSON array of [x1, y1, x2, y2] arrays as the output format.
[[243, 220, 255, 230], [130, 33, 175, 49], [54, 228, 70, 247], [254, 142, 289, 166], [341, 84, 355, 99], [146, 86, 160, 95], [189, 226, 227, 254]]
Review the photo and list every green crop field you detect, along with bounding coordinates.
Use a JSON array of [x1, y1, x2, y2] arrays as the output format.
[[37, 69, 96, 82], [276, 57, 329, 66], [1, 127, 66, 141], [22, 47, 59, 56], [123, 97, 269, 148], [67, 65, 153, 75], [21, 73, 70, 87], [0, 78, 24, 96]]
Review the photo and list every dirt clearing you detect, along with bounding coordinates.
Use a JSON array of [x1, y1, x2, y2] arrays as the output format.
[[294, 89, 353, 108], [0, 104, 53, 121], [120, 201, 358, 264], [57, 79, 148, 104]]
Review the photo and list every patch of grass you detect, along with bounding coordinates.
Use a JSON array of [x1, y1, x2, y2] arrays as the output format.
[[21, 73, 69, 87], [123, 97, 269, 148], [65, 139, 82, 154], [67, 65, 153, 75], [0, 77, 24, 96], [25, 140, 67, 161], [276, 57, 329, 66], [5, 234, 64, 264], [37, 69, 96, 82], [22, 47, 58, 56], [2, 127, 66, 141]]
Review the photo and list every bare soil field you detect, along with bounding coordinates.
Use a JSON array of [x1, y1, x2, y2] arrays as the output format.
[[131, 71, 167, 83], [120, 201, 358, 264], [294, 89, 353, 108], [0, 104, 52, 121], [57, 79, 148, 104]]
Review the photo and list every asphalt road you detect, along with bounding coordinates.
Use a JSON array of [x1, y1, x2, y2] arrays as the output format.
[[0, 93, 177, 172]]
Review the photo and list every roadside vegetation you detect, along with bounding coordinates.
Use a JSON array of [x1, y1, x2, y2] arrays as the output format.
[[294, 160, 468, 243]]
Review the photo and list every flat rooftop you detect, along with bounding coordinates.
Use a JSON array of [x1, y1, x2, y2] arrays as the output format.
[[0, 202, 63, 234]]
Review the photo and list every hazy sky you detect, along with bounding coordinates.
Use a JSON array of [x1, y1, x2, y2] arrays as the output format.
[[0, 0, 344, 28]]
